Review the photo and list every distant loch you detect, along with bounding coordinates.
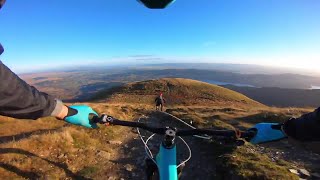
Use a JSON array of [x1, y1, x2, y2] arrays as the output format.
[[201, 80, 256, 87]]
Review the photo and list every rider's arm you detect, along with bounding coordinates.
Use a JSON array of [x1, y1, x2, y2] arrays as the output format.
[[0, 61, 67, 120], [282, 107, 320, 141]]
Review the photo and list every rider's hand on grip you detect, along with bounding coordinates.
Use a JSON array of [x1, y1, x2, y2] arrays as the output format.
[[249, 123, 287, 144], [64, 105, 98, 128]]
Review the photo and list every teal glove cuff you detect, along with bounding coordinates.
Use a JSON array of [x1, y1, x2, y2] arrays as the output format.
[[64, 105, 98, 128], [250, 123, 287, 144]]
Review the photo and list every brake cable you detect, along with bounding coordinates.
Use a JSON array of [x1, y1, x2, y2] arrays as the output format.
[[137, 115, 192, 168]]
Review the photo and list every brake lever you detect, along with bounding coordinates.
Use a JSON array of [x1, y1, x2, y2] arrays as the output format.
[[101, 114, 114, 124], [91, 114, 114, 124]]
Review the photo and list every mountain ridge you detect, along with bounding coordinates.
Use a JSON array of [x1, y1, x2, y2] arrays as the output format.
[[92, 78, 265, 108]]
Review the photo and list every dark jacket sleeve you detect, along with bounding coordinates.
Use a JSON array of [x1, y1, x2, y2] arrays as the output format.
[[0, 61, 61, 119], [283, 107, 320, 141]]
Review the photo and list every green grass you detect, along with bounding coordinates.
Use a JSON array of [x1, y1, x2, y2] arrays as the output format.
[[211, 119, 236, 130], [221, 145, 298, 180], [78, 166, 99, 176]]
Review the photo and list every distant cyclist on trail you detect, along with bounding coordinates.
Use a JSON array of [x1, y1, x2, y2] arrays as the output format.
[[0, 0, 319, 147], [155, 93, 166, 111]]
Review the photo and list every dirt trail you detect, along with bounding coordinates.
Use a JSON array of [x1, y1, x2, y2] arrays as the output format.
[[107, 111, 219, 180]]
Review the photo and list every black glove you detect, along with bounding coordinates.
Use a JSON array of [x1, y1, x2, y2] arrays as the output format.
[[283, 107, 320, 141]]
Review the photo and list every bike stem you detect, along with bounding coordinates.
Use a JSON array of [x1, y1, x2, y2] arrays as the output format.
[[163, 128, 177, 149]]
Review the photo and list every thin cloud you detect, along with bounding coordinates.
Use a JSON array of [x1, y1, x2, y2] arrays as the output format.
[[135, 57, 164, 61], [128, 55, 155, 58], [203, 41, 217, 47]]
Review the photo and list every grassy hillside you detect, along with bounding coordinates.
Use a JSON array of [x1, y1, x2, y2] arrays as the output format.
[[0, 78, 319, 179], [92, 78, 264, 108], [1, 103, 317, 179]]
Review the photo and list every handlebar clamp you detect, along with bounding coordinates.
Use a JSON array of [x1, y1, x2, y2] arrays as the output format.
[[99, 114, 114, 124]]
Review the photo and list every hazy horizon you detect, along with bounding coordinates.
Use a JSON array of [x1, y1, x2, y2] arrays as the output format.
[[16, 62, 320, 78]]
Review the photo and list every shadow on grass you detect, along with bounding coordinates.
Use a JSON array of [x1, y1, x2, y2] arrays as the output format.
[[0, 148, 91, 180], [0, 124, 71, 144], [0, 162, 40, 179]]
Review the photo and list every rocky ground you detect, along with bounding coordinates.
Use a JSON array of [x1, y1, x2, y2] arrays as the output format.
[[255, 140, 320, 179]]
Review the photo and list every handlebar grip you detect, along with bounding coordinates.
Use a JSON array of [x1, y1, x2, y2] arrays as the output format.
[[90, 115, 100, 124], [241, 130, 257, 141]]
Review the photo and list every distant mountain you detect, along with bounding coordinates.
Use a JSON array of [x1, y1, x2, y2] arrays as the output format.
[[21, 68, 320, 104], [91, 78, 264, 107], [32, 63, 318, 77], [99, 69, 320, 89], [141, 63, 320, 76], [223, 85, 320, 107]]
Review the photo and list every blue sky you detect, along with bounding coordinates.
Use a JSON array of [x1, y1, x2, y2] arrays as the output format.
[[0, 0, 319, 72]]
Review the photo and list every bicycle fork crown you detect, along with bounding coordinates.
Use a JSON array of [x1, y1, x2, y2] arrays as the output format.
[[163, 128, 176, 149]]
